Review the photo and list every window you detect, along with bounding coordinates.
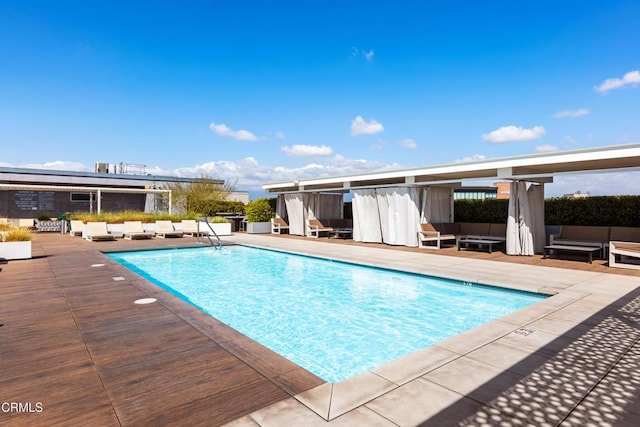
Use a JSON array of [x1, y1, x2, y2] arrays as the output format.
[[70, 192, 91, 202]]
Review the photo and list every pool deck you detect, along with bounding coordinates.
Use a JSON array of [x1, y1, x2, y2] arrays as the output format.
[[1, 232, 639, 426]]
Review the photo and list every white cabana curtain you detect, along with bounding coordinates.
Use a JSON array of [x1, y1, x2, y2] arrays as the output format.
[[284, 193, 305, 235], [527, 183, 546, 253], [376, 187, 422, 247], [275, 194, 288, 221], [421, 187, 453, 223], [506, 181, 535, 256], [518, 182, 535, 256], [352, 186, 421, 246], [506, 182, 521, 255], [314, 193, 343, 219], [352, 189, 383, 243], [303, 193, 342, 220]]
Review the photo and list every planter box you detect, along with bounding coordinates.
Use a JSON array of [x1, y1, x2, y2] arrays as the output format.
[[0, 241, 32, 260], [203, 222, 232, 236], [247, 222, 271, 234]]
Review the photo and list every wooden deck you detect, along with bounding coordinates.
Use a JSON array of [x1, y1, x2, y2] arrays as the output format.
[[2, 232, 640, 426], [1, 233, 323, 426]]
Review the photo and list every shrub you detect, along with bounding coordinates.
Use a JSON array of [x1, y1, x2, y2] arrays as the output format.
[[545, 196, 640, 226], [209, 216, 229, 223], [453, 195, 640, 226], [245, 198, 274, 222], [69, 211, 200, 223], [210, 200, 246, 215], [3, 228, 32, 242]]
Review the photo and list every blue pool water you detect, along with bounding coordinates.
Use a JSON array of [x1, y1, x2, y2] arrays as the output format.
[[108, 246, 546, 382]]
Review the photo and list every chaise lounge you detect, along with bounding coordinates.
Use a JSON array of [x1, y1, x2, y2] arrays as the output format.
[[155, 220, 184, 238], [123, 221, 155, 240], [85, 222, 116, 241], [69, 220, 85, 237], [181, 220, 209, 237]]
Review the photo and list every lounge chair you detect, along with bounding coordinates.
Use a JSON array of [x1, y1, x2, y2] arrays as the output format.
[[418, 222, 456, 250], [155, 220, 183, 238], [609, 241, 640, 270], [123, 221, 155, 240], [69, 220, 85, 237], [306, 219, 334, 238], [85, 222, 116, 241], [181, 220, 208, 237], [271, 217, 290, 234]]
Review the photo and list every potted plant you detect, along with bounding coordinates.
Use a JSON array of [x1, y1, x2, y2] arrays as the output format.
[[0, 224, 33, 260], [245, 198, 274, 234]]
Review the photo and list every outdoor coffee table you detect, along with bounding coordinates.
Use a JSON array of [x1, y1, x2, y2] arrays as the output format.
[[457, 238, 503, 254], [543, 244, 601, 264], [332, 228, 353, 239]]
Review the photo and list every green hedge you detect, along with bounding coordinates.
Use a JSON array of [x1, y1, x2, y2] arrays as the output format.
[[453, 196, 640, 226], [544, 196, 640, 226], [454, 199, 509, 223], [209, 200, 246, 215]]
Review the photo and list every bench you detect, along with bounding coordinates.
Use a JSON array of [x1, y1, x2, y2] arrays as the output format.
[[543, 244, 601, 264], [458, 238, 504, 254]]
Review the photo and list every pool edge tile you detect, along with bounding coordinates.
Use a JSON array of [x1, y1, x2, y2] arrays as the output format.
[[371, 345, 459, 385], [328, 371, 396, 420]]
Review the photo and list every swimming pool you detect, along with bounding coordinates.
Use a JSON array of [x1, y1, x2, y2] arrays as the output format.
[[108, 246, 546, 382]]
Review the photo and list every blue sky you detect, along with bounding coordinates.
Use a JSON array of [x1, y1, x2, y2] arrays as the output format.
[[1, 1, 639, 198]]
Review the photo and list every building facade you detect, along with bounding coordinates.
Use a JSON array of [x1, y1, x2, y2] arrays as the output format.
[[0, 166, 248, 219]]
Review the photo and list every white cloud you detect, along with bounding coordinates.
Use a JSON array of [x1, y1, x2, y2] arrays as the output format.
[[455, 154, 487, 163], [281, 144, 333, 157], [275, 131, 286, 139], [547, 171, 640, 197], [553, 108, 590, 118], [594, 70, 640, 93], [351, 115, 384, 136], [370, 141, 386, 151], [0, 160, 91, 171], [398, 138, 417, 149], [364, 50, 375, 61], [536, 144, 559, 152], [352, 47, 375, 61], [209, 122, 259, 141], [481, 125, 545, 143]]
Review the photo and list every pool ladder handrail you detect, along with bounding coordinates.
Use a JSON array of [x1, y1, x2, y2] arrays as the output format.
[[198, 217, 223, 249]]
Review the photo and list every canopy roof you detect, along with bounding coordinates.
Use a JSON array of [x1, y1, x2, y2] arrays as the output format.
[[264, 143, 640, 194]]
